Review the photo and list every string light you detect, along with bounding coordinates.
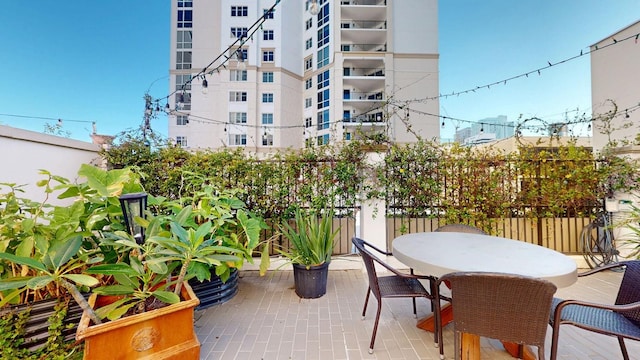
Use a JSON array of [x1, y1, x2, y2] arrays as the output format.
[[201, 77, 208, 94], [144, 2, 639, 142], [309, 0, 320, 15], [407, 30, 640, 103]]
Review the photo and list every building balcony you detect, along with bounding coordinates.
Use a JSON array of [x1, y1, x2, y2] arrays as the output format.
[[341, 43, 387, 52], [340, 20, 386, 30], [341, 0, 386, 22], [342, 111, 385, 127], [341, 27, 386, 46], [343, 67, 384, 77]]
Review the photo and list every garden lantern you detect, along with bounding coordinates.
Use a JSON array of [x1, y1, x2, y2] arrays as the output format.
[[119, 192, 148, 244]]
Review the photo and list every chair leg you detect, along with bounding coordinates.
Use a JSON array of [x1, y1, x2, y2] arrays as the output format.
[[412, 297, 417, 318], [549, 324, 560, 360], [538, 346, 545, 360], [431, 281, 445, 359], [369, 300, 383, 354], [453, 330, 461, 360], [617, 336, 629, 360], [362, 288, 371, 319]]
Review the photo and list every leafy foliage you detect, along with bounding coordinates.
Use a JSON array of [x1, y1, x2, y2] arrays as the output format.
[[278, 209, 339, 267]]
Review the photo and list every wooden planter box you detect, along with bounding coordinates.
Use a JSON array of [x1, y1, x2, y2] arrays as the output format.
[[76, 283, 200, 360]]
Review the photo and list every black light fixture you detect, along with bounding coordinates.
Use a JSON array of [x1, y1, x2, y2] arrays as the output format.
[[201, 77, 209, 94], [119, 192, 148, 244]]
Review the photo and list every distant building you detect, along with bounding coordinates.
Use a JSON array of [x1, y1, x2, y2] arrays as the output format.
[[455, 115, 515, 145], [591, 20, 640, 150], [167, 0, 440, 152]]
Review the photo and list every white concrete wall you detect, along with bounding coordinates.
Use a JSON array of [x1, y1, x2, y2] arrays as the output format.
[[591, 20, 640, 151], [0, 125, 101, 205]]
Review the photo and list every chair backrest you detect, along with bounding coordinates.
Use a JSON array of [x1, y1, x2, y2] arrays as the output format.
[[440, 272, 557, 347], [615, 260, 640, 326], [434, 223, 487, 235], [352, 237, 383, 299]]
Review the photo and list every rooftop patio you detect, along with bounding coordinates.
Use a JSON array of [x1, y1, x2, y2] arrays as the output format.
[[195, 263, 639, 360]]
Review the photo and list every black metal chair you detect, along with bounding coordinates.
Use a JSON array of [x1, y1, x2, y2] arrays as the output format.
[[550, 260, 640, 360], [434, 223, 487, 235], [439, 272, 557, 360], [352, 237, 444, 356]]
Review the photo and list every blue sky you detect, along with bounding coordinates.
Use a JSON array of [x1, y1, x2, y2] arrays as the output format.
[[0, 1, 638, 142]]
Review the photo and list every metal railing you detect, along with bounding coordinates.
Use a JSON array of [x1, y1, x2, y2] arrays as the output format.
[[341, 43, 387, 52]]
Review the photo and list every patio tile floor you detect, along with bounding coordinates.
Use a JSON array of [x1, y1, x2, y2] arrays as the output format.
[[195, 263, 639, 359]]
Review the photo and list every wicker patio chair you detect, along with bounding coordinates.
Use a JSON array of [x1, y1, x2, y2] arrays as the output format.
[[434, 223, 487, 235], [352, 237, 444, 356], [439, 272, 557, 360], [549, 260, 640, 360]]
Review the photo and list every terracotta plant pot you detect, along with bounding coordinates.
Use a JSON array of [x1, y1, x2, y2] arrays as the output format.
[[75, 283, 200, 360]]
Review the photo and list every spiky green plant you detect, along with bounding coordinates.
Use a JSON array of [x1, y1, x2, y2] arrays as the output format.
[[278, 209, 339, 267]]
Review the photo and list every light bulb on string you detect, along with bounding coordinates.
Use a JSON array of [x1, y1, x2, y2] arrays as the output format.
[[201, 77, 208, 94], [236, 49, 246, 70], [309, 0, 320, 15]]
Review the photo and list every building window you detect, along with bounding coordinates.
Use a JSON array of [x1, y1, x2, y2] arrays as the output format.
[[176, 136, 188, 147], [175, 74, 192, 91], [263, 30, 274, 40], [229, 112, 247, 124], [317, 109, 329, 130], [229, 91, 247, 102], [261, 113, 274, 125], [230, 70, 247, 81], [262, 93, 274, 103], [317, 89, 329, 109], [176, 115, 189, 125], [305, 117, 312, 127], [305, 98, 312, 108], [262, 71, 274, 83], [305, 38, 312, 50], [262, 133, 273, 146], [177, 0, 192, 7], [263, 8, 274, 19], [317, 2, 330, 27], [316, 134, 330, 146], [232, 48, 248, 61], [304, 57, 313, 71], [305, 18, 312, 30], [305, 78, 312, 89], [177, 30, 192, 49], [317, 46, 329, 68], [177, 9, 192, 28], [317, 25, 329, 47], [317, 70, 329, 89], [344, 132, 352, 140], [231, 6, 248, 16], [229, 134, 247, 146], [231, 27, 248, 38], [176, 51, 192, 69], [175, 92, 191, 110], [262, 50, 274, 62]]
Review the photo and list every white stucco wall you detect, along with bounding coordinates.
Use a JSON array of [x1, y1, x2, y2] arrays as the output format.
[[591, 20, 640, 151], [0, 125, 101, 205]]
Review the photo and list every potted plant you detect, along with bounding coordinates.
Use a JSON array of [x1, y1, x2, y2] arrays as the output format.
[[75, 188, 270, 359], [278, 208, 339, 298], [0, 166, 133, 357], [0, 165, 270, 359]]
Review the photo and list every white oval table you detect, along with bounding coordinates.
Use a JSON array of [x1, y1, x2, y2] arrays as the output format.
[[393, 232, 578, 288], [392, 232, 578, 360]]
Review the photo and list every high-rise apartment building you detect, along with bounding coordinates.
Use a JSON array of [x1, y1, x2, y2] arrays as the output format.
[[168, 0, 439, 151]]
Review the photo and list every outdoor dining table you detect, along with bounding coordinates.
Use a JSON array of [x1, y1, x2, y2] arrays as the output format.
[[392, 231, 578, 360]]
